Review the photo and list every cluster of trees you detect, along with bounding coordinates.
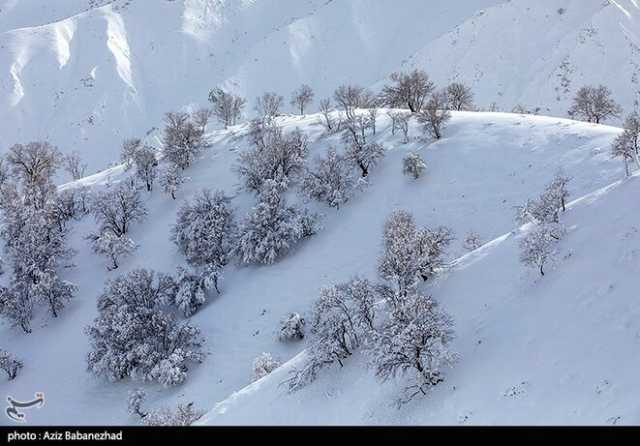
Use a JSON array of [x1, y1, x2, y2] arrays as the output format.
[[86, 268, 204, 386], [516, 173, 571, 276], [0, 142, 81, 333], [288, 210, 456, 400]]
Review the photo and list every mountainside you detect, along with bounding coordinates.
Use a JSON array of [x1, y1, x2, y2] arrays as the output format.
[[1, 0, 639, 171], [0, 110, 629, 425]]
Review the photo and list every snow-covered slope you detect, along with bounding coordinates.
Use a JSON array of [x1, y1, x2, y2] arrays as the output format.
[[1, 0, 639, 171], [0, 110, 629, 425], [200, 170, 640, 425]]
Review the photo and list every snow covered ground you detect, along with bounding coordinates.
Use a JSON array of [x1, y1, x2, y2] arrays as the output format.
[[1, 0, 640, 170], [0, 110, 632, 425]]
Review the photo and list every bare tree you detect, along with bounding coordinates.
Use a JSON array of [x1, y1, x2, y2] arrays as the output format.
[[255, 92, 284, 120], [334, 84, 368, 119], [192, 108, 212, 132], [208, 88, 246, 128], [568, 85, 622, 124], [7, 142, 61, 190], [133, 146, 158, 191], [446, 82, 474, 111], [416, 91, 451, 140], [611, 112, 640, 176], [63, 151, 88, 180], [290, 84, 314, 115], [319, 98, 338, 132], [380, 69, 434, 113], [121, 138, 142, 170]]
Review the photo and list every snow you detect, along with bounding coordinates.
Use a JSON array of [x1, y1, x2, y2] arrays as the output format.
[[1, 0, 639, 171], [0, 109, 632, 425]]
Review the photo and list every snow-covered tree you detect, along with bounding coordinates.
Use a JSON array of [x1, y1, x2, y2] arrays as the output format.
[[301, 147, 354, 209], [133, 146, 158, 192], [173, 266, 208, 317], [255, 92, 284, 120], [237, 180, 315, 265], [121, 138, 142, 170], [288, 278, 376, 391], [87, 231, 136, 270], [446, 82, 474, 111], [367, 293, 456, 399], [402, 152, 426, 179], [49, 189, 82, 231], [378, 211, 453, 300], [319, 98, 338, 132], [416, 91, 451, 140], [127, 389, 148, 418], [0, 156, 9, 188], [142, 403, 204, 426], [519, 223, 566, 276], [611, 112, 640, 177], [237, 123, 308, 193], [90, 183, 147, 237], [290, 84, 314, 115], [278, 312, 306, 341], [568, 85, 622, 124], [86, 269, 203, 386], [345, 141, 385, 178], [63, 151, 88, 180], [6, 142, 61, 208], [380, 69, 434, 112], [516, 174, 571, 225], [171, 189, 236, 294], [0, 349, 23, 380], [192, 108, 212, 133], [162, 112, 207, 170], [252, 352, 281, 382], [159, 164, 185, 200], [208, 88, 246, 128]]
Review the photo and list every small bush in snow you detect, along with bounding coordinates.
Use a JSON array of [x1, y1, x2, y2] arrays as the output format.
[[142, 403, 204, 426], [278, 312, 306, 341], [301, 147, 354, 209], [402, 152, 426, 179], [463, 232, 483, 251], [86, 269, 203, 386], [252, 352, 281, 382], [0, 349, 23, 380], [367, 293, 456, 400], [127, 389, 148, 418]]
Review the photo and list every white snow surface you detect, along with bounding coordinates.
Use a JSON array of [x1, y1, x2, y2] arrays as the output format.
[[2, 0, 640, 170], [0, 109, 636, 425]]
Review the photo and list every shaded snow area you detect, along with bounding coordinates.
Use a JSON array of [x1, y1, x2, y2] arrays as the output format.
[[0, 110, 635, 425], [2, 0, 640, 170]]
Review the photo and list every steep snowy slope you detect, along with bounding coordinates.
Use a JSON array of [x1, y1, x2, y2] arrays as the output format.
[[200, 170, 640, 426], [0, 111, 627, 425], [1, 0, 638, 171]]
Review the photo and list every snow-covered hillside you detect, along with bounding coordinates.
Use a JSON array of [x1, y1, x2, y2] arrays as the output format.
[[0, 110, 631, 425], [1, 0, 639, 171]]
